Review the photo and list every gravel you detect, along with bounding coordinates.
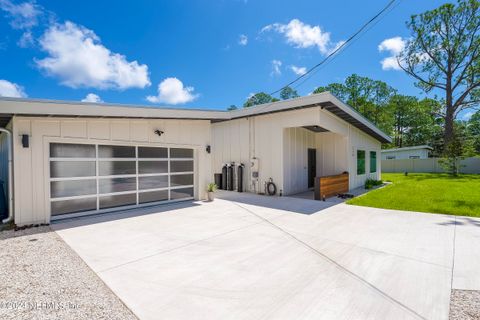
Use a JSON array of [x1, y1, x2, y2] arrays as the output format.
[[0, 226, 137, 320], [450, 289, 480, 320]]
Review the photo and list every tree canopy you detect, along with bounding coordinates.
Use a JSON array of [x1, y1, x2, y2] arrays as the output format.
[[399, 0, 480, 147], [243, 92, 279, 108]]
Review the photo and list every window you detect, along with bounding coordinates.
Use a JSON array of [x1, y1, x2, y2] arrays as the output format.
[[386, 155, 396, 160], [370, 151, 377, 173], [409, 156, 420, 159], [357, 150, 365, 175]]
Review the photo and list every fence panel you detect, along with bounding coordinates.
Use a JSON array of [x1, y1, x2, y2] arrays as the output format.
[[381, 157, 480, 174]]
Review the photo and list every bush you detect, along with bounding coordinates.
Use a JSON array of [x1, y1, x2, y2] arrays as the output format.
[[365, 179, 383, 189]]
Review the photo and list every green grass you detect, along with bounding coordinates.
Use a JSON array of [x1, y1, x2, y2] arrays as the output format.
[[347, 173, 480, 217]]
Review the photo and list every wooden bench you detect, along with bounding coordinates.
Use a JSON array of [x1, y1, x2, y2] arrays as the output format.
[[314, 173, 349, 200]]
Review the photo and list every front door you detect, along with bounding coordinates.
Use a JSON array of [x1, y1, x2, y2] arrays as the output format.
[[307, 148, 316, 188]]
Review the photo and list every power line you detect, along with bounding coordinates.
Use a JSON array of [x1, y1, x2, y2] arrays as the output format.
[[268, 0, 399, 97], [290, 0, 402, 92]]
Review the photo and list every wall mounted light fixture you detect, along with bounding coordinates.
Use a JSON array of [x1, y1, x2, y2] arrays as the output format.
[[21, 134, 29, 148], [206, 145, 211, 154], [154, 129, 164, 136]]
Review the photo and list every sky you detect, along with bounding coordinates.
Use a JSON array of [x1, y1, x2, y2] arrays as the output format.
[[0, 0, 458, 113]]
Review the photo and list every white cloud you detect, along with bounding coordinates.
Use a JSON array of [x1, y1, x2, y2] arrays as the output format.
[[0, 79, 27, 97], [17, 30, 34, 47], [290, 65, 306, 76], [378, 36, 405, 55], [262, 19, 342, 55], [146, 77, 198, 105], [36, 21, 151, 90], [81, 93, 103, 103], [238, 34, 248, 46], [271, 59, 282, 76], [378, 36, 406, 71], [0, 0, 42, 29]]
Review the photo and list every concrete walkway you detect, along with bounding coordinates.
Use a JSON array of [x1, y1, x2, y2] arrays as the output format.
[[52, 192, 480, 320]]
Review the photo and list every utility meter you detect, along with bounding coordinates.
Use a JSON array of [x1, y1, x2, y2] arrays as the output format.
[[250, 157, 259, 179]]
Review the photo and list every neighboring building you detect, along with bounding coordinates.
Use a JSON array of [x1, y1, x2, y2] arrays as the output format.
[[0, 92, 391, 225], [381, 145, 433, 160]]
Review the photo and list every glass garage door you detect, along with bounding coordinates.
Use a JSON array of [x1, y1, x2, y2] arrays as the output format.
[[49, 143, 194, 216]]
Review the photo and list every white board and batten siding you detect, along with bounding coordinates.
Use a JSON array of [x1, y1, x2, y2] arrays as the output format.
[[212, 106, 382, 196], [11, 117, 212, 225]]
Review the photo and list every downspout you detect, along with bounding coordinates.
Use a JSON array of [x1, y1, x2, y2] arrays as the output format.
[[0, 128, 13, 224]]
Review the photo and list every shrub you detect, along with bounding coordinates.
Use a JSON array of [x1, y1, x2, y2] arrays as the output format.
[[365, 179, 383, 189]]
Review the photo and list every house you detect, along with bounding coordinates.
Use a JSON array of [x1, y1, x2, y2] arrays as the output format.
[[381, 145, 433, 160], [0, 92, 391, 226]]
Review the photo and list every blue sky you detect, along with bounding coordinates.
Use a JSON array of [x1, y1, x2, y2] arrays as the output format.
[[0, 0, 451, 111]]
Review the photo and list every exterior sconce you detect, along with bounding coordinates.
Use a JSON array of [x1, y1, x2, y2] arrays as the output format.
[[206, 145, 211, 154], [21, 134, 29, 148], [154, 129, 164, 136]]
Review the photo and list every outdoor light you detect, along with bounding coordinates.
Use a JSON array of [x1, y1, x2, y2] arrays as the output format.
[[154, 129, 164, 136], [21, 134, 29, 148], [206, 145, 211, 154]]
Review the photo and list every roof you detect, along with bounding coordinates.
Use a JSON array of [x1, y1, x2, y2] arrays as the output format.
[[0, 92, 391, 143], [381, 145, 433, 153]]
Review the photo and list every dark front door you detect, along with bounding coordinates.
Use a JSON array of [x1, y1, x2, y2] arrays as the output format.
[[307, 148, 316, 188]]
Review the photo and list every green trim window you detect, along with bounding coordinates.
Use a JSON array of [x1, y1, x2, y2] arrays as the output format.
[[357, 150, 365, 175], [370, 151, 377, 173]]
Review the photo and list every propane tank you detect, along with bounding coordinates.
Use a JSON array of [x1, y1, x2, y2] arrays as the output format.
[[237, 164, 244, 192], [221, 164, 228, 190], [227, 164, 234, 191]]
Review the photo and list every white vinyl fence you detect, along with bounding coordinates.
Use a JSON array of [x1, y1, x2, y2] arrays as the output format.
[[382, 157, 480, 174]]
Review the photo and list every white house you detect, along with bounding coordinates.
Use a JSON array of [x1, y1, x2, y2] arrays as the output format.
[[381, 145, 432, 160], [0, 92, 391, 226]]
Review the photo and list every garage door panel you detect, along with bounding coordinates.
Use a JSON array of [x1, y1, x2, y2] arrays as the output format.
[[51, 197, 97, 216], [99, 161, 136, 176], [50, 161, 96, 178], [138, 161, 168, 174], [170, 174, 194, 187], [99, 177, 137, 194], [50, 143, 95, 158], [51, 180, 97, 198], [139, 176, 168, 190], [170, 187, 194, 200], [99, 193, 137, 209], [170, 148, 193, 158], [170, 160, 193, 172], [98, 145, 135, 158], [138, 147, 167, 158], [139, 190, 169, 204]]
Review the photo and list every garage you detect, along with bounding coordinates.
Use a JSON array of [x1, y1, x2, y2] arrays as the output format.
[[49, 142, 195, 217]]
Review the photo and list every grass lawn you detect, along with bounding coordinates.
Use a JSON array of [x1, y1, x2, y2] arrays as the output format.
[[347, 173, 480, 217]]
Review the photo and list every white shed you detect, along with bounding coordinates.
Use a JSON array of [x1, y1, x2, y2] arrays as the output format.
[[381, 145, 433, 160], [0, 92, 391, 225]]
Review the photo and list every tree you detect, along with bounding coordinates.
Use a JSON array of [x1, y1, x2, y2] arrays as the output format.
[[314, 74, 395, 134], [243, 92, 274, 108], [280, 86, 299, 100], [467, 110, 480, 152], [388, 95, 418, 148], [439, 121, 476, 175], [227, 105, 238, 111], [399, 0, 480, 149]]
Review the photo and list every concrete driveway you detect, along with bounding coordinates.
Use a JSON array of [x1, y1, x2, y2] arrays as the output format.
[[53, 192, 480, 320]]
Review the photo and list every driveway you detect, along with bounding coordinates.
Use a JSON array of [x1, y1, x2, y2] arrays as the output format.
[[52, 191, 480, 320]]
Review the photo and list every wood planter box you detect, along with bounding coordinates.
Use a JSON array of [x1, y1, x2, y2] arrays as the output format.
[[314, 173, 349, 200]]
